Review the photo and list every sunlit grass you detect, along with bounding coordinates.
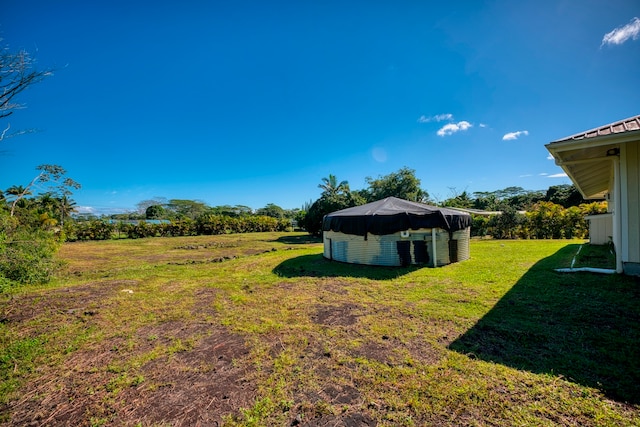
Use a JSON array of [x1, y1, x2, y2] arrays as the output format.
[[1, 233, 638, 426]]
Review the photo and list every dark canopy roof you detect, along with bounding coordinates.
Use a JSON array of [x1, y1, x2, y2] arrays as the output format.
[[322, 197, 472, 236]]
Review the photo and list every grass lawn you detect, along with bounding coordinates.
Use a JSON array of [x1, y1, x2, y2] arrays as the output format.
[[1, 233, 639, 426]]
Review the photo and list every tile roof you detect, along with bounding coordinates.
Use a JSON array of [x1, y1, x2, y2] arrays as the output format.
[[551, 114, 640, 143]]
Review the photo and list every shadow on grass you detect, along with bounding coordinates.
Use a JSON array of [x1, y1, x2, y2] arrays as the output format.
[[272, 235, 322, 245], [273, 253, 421, 280], [449, 244, 640, 404]]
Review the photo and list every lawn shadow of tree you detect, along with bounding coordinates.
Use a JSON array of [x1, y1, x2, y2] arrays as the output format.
[[449, 244, 640, 404], [272, 235, 322, 245], [273, 253, 421, 280]]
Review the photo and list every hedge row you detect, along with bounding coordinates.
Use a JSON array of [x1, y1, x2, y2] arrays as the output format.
[[64, 215, 291, 241], [471, 201, 607, 240]]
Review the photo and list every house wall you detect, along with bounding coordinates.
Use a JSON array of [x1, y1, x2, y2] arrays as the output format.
[[621, 140, 640, 275]]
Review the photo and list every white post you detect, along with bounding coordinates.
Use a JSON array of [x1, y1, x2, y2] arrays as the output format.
[[432, 228, 437, 267], [613, 157, 623, 273]]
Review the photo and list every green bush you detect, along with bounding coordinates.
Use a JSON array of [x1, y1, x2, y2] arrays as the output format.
[[488, 207, 525, 239], [159, 220, 196, 237], [0, 213, 61, 288], [71, 221, 115, 241], [122, 221, 159, 239], [471, 215, 490, 238]]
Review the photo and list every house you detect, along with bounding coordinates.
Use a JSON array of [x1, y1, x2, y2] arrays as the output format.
[[546, 115, 640, 275]]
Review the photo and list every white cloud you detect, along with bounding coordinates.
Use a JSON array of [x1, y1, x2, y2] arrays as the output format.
[[519, 174, 533, 178], [75, 205, 133, 216], [548, 173, 568, 178], [502, 130, 529, 141], [546, 154, 554, 160], [539, 172, 549, 176], [76, 206, 95, 214], [602, 17, 640, 46], [437, 121, 472, 136], [479, 123, 488, 128], [417, 113, 453, 123]]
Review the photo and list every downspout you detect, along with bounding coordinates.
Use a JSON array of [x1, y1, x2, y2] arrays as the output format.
[[613, 156, 623, 273]]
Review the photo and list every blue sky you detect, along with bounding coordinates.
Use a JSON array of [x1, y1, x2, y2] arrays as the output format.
[[1, 1, 639, 214]]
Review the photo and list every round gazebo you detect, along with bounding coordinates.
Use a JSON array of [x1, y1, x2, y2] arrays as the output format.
[[322, 197, 472, 267]]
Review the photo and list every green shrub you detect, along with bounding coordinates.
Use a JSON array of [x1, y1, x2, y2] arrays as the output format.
[[71, 220, 115, 241], [471, 215, 489, 238], [0, 213, 61, 287], [122, 221, 159, 239]]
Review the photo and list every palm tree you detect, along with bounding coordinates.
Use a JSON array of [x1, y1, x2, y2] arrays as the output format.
[[318, 174, 350, 197], [5, 185, 28, 199], [59, 195, 77, 227], [37, 192, 57, 213], [38, 212, 58, 230], [6, 185, 31, 216]]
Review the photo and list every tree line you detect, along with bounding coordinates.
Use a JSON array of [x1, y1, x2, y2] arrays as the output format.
[[299, 167, 607, 239]]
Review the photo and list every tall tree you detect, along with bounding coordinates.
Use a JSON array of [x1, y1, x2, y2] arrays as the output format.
[[495, 186, 527, 200], [302, 191, 365, 236], [256, 203, 285, 219], [545, 184, 585, 208], [9, 164, 80, 217], [365, 167, 428, 202], [1, 44, 52, 141], [167, 199, 208, 220], [37, 192, 57, 213], [136, 197, 168, 214], [145, 204, 167, 220], [442, 189, 473, 208], [5, 185, 30, 201], [318, 174, 350, 197], [301, 175, 364, 235], [58, 195, 77, 226], [5, 185, 31, 213], [472, 191, 499, 211]]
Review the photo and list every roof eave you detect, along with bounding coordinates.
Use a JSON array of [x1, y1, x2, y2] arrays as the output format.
[[545, 130, 640, 153]]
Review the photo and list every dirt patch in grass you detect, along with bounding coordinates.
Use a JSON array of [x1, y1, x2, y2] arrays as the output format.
[[190, 287, 222, 317], [351, 340, 394, 365], [299, 412, 377, 426], [290, 341, 378, 427], [311, 303, 361, 327], [0, 274, 255, 426], [115, 329, 254, 426], [2, 321, 255, 426], [350, 336, 443, 367], [4, 336, 127, 425], [1, 280, 138, 324]]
